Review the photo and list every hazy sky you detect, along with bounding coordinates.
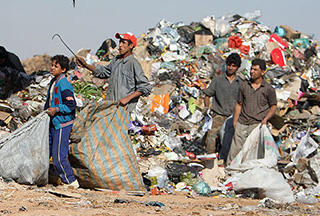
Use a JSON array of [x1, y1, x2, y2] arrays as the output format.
[[1, 0, 319, 60]]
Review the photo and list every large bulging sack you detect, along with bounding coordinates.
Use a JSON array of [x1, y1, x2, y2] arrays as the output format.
[[69, 100, 145, 192], [228, 124, 280, 171], [0, 112, 49, 185]]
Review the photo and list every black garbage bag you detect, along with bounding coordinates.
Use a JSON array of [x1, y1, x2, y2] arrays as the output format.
[[232, 14, 243, 22], [146, 38, 162, 56], [173, 146, 186, 156], [180, 137, 207, 155], [139, 148, 162, 157], [157, 70, 180, 82], [166, 162, 198, 184], [15, 70, 30, 88], [300, 78, 309, 92], [192, 22, 213, 36], [177, 25, 195, 44], [0, 67, 30, 99], [304, 45, 317, 61], [95, 38, 117, 61], [266, 68, 291, 79]]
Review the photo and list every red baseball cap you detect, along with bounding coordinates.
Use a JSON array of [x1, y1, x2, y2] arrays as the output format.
[[115, 32, 137, 47]]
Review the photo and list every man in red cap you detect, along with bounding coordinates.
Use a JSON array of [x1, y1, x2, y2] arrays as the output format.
[[77, 32, 151, 112]]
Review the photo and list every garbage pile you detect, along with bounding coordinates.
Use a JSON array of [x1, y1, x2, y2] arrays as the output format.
[[22, 54, 52, 75], [127, 10, 320, 202], [0, 10, 319, 203]]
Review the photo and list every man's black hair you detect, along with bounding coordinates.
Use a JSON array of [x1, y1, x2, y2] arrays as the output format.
[[51, 55, 70, 72], [0, 46, 8, 59], [226, 53, 241, 67], [251, 58, 266, 71]]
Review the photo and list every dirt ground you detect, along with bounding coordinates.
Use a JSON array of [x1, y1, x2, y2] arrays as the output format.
[[0, 181, 320, 216]]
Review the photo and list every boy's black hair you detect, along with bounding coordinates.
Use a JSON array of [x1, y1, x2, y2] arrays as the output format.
[[251, 58, 266, 71], [0, 46, 8, 59], [226, 53, 241, 67], [51, 55, 70, 72]]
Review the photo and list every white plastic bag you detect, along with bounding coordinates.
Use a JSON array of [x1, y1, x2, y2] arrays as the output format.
[[215, 19, 231, 37], [228, 124, 279, 171], [202, 111, 212, 133], [200, 16, 216, 35], [243, 10, 262, 21], [234, 167, 295, 203], [147, 165, 168, 188], [292, 131, 318, 163], [0, 112, 49, 185]]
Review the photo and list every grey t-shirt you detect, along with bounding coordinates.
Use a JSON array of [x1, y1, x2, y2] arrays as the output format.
[[93, 54, 151, 112], [203, 74, 242, 116]]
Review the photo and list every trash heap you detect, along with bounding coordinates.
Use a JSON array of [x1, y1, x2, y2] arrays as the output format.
[[126, 10, 320, 202], [0, 10, 319, 203]]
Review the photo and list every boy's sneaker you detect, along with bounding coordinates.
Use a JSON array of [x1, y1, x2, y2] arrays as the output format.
[[58, 179, 80, 189], [68, 179, 80, 189]]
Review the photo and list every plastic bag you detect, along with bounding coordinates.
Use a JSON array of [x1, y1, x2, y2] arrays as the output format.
[[0, 67, 30, 98], [177, 25, 194, 44], [163, 132, 182, 151], [180, 171, 201, 186], [234, 167, 295, 203], [196, 45, 215, 59], [274, 26, 286, 38], [296, 190, 318, 204], [271, 48, 287, 68], [215, 18, 231, 37], [0, 112, 49, 185], [243, 10, 262, 21], [292, 131, 318, 163], [229, 36, 243, 48], [228, 125, 279, 171], [192, 181, 211, 196], [181, 137, 207, 155], [293, 38, 310, 49], [151, 94, 170, 114], [200, 16, 216, 35], [202, 111, 212, 133], [166, 163, 198, 184], [147, 166, 168, 189]]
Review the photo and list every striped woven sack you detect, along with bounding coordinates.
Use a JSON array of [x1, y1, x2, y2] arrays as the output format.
[[69, 100, 145, 192]]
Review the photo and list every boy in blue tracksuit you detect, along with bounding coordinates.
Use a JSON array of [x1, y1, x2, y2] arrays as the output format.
[[44, 55, 78, 187]]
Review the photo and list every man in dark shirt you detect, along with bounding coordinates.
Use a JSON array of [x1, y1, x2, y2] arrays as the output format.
[[202, 53, 242, 158], [0, 46, 25, 72], [227, 58, 277, 165]]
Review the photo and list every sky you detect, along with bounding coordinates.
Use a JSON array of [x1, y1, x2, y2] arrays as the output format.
[[1, 0, 319, 60]]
